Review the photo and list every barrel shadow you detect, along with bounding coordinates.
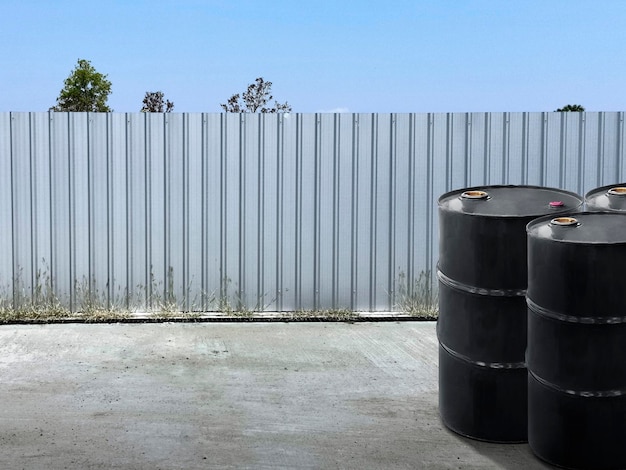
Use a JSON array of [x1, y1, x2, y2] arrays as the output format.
[[440, 422, 557, 470]]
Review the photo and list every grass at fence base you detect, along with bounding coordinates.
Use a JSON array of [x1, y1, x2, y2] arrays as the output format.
[[0, 269, 438, 323], [280, 309, 359, 321], [0, 308, 437, 323], [394, 270, 439, 319]]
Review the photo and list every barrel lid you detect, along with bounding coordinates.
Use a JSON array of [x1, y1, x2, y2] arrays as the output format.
[[527, 212, 626, 244], [584, 183, 626, 211], [438, 185, 583, 217]]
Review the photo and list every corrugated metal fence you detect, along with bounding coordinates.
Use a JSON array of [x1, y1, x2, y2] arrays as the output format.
[[1, 112, 624, 312]]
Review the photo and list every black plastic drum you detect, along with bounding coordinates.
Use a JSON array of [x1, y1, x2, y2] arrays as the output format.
[[437, 185, 583, 443], [585, 183, 626, 212], [527, 212, 626, 469]]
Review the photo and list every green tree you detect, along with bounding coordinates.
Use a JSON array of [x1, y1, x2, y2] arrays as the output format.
[[221, 77, 291, 113], [556, 104, 585, 112], [51, 59, 112, 112], [141, 91, 174, 112]]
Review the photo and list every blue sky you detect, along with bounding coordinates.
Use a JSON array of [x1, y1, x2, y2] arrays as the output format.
[[1, 0, 624, 113]]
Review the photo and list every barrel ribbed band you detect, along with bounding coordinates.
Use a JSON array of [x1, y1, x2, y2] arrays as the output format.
[[437, 268, 526, 297], [527, 297, 626, 325], [529, 370, 626, 397], [439, 340, 526, 370]]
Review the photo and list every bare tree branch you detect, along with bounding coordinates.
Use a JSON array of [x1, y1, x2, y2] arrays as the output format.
[[221, 78, 291, 113]]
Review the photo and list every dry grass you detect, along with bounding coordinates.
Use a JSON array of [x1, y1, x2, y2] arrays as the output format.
[[0, 268, 438, 323], [395, 270, 439, 319]]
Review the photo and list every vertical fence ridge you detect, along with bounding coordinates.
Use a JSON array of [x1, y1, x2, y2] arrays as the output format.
[[405, 114, 415, 304], [521, 112, 529, 185], [369, 113, 378, 310], [275, 114, 283, 311], [8, 112, 16, 307], [617, 112, 624, 182], [596, 113, 605, 187], [349, 114, 359, 311], [388, 114, 396, 310]]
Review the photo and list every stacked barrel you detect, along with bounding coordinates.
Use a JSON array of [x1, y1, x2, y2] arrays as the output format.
[[526, 212, 626, 469], [437, 185, 583, 443]]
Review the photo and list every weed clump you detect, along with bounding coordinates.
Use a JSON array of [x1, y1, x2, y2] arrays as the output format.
[[395, 270, 438, 318]]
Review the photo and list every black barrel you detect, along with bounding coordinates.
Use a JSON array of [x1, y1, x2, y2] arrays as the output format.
[[527, 212, 626, 469], [437, 185, 583, 443], [585, 183, 626, 212]]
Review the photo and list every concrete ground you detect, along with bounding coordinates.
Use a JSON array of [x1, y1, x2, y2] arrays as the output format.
[[0, 321, 553, 470]]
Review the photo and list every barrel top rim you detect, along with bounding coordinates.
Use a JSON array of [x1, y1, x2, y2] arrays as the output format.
[[584, 183, 626, 211], [527, 211, 626, 244], [584, 182, 626, 199], [438, 185, 583, 218]]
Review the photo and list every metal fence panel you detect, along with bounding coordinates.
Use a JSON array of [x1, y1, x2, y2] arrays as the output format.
[[1, 111, 624, 312], [0, 113, 12, 303], [352, 113, 374, 311], [10, 113, 32, 301]]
